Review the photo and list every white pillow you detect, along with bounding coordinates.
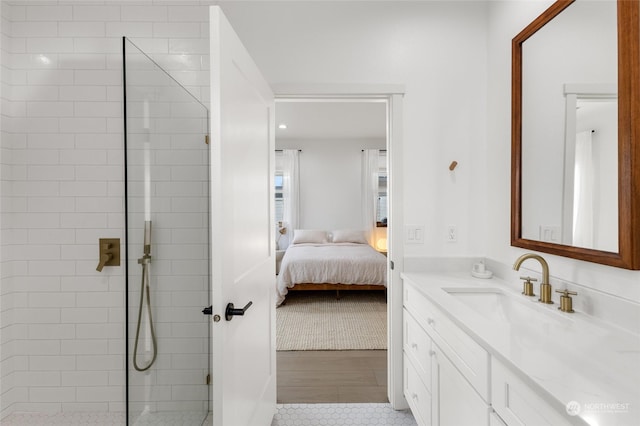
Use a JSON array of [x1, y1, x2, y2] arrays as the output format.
[[331, 230, 368, 244], [292, 229, 328, 244]]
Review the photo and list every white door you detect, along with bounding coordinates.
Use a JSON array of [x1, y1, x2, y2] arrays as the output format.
[[209, 6, 277, 426]]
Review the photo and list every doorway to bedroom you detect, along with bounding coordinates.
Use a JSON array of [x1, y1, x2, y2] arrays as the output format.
[[273, 99, 390, 403]]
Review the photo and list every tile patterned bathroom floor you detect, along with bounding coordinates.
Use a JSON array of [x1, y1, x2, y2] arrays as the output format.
[[2, 404, 416, 425], [271, 403, 417, 426]]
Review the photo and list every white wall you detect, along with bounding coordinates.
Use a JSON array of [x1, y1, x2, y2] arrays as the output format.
[[221, 0, 489, 257], [0, 1, 210, 418], [276, 138, 384, 231], [486, 1, 640, 313]]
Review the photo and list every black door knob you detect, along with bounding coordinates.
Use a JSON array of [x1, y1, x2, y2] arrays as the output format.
[[225, 301, 253, 321], [202, 306, 212, 315]]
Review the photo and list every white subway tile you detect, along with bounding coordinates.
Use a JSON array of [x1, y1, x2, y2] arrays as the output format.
[[10, 212, 60, 229], [11, 85, 59, 101], [128, 38, 168, 54], [27, 38, 75, 54], [28, 133, 74, 149], [11, 402, 62, 414], [60, 276, 109, 292], [13, 308, 61, 325], [29, 387, 75, 403], [28, 324, 75, 340], [13, 276, 61, 292], [11, 22, 58, 38], [27, 229, 74, 245], [76, 197, 122, 213], [74, 70, 121, 86], [60, 149, 107, 165], [75, 166, 122, 182], [74, 37, 120, 54], [166, 6, 207, 22], [75, 323, 123, 340], [106, 22, 153, 38], [27, 70, 74, 86], [153, 23, 200, 39], [75, 291, 123, 308], [60, 181, 107, 197], [61, 307, 108, 324], [27, 164, 75, 180], [72, 5, 121, 22], [58, 53, 106, 70], [61, 402, 110, 412], [28, 292, 75, 308], [73, 102, 120, 117], [14, 371, 61, 387], [59, 117, 106, 133], [28, 260, 76, 277], [60, 213, 108, 229], [121, 5, 167, 22], [15, 339, 61, 356], [61, 339, 108, 355], [74, 133, 121, 150], [11, 148, 59, 165], [59, 85, 106, 102], [27, 101, 74, 117], [11, 117, 59, 133], [28, 197, 75, 213], [29, 356, 76, 371], [58, 22, 106, 38], [76, 355, 122, 371], [61, 371, 108, 387], [26, 5, 72, 22], [12, 53, 60, 69]]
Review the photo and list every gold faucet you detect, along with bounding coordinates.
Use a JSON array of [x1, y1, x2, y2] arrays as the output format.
[[513, 253, 553, 304]]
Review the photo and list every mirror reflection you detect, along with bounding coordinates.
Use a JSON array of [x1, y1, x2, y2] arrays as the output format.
[[520, 0, 618, 252]]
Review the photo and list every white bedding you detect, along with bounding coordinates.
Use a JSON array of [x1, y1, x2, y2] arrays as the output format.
[[276, 243, 387, 305]]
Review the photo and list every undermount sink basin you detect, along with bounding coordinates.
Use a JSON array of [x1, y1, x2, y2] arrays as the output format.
[[443, 287, 557, 324]]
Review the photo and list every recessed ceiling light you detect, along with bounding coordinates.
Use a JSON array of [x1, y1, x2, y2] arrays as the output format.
[[278, 123, 287, 129]]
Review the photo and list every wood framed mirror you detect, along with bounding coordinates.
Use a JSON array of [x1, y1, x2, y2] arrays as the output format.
[[511, 0, 640, 269]]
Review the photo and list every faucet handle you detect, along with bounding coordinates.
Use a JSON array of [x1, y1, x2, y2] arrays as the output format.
[[520, 276, 537, 296], [555, 289, 577, 313]]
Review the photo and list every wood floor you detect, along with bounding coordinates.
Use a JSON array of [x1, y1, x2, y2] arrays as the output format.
[[277, 350, 388, 404]]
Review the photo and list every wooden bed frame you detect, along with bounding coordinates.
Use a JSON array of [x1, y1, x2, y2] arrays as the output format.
[[288, 283, 387, 299]]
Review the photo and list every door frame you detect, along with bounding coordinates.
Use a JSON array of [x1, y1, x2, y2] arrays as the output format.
[[274, 85, 407, 409]]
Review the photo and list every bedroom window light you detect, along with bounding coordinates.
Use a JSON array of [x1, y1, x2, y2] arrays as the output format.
[[275, 172, 284, 222]]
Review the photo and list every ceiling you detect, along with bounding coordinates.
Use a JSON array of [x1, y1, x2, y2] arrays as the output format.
[[274, 101, 387, 141]]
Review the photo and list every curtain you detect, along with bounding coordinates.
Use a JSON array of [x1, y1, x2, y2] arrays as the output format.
[[572, 130, 594, 248], [362, 149, 379, 246], [281, 149, 300, 249]]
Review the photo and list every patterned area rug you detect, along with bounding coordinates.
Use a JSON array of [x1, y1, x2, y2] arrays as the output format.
[[276, 290, 387, 351]]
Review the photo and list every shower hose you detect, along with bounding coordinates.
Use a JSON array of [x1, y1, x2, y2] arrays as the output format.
[[133, 254, 158, 372]]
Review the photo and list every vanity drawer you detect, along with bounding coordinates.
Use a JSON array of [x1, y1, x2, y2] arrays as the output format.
[[404, 353, 432, 426], [404, 280, 490, 402], [492, 359, 572, 426], [403, 308, 432, 390]]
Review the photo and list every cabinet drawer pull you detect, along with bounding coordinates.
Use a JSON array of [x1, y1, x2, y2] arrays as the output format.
[[427, 318, 435, 325], [412, 393, 418, 400], [429, 350, 436, 356], [411, 342, 418, 349]]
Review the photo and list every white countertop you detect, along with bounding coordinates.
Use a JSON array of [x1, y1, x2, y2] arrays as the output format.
[[401, 271, 640, 426]]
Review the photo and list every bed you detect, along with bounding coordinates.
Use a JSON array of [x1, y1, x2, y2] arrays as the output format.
[[276, 229, 388, 306]]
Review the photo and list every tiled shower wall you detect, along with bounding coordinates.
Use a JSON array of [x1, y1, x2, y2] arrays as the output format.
[[0, 1, 210, 419]]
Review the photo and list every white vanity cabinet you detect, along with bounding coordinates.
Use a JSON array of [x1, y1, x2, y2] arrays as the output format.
[[403, 281, 491, 426], [491, 359, 572, 426], [402, 274, 589, 426]]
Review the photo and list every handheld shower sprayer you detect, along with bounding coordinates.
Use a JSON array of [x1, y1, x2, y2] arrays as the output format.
[[143, 220, 152, 256], [134, 220, 157, 372]]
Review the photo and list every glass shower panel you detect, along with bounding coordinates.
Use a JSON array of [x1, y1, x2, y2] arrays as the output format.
[[123, 38, 210, 425]]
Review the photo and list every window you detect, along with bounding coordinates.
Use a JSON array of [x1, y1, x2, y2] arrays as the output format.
[[275, 172, 284, 223]]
